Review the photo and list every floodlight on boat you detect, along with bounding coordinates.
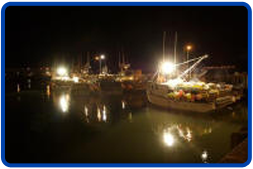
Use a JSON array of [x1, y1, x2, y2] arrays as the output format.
[[73, 76, 79, 83], [57, 67, 67, 76], [160, 61, 175, 74]]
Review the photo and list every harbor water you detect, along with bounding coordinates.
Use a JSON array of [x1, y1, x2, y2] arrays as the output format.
[[5, 80, 248, 163]]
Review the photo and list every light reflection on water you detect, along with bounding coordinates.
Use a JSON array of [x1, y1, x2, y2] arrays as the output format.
[[7, 85, 248, 163], [97, 107, 102, 122], [102, 105, 107, 122], [59, 94, 70, 113], [28, 79, 31, 89], [163, 129, 175, 147], [201, 150, 209, 163], [46, 85, 51, 98], [17, 84, 20, 93], [122, 101, 126, 109], [160, 124, 195, 147], [52, 90, 136, 124]]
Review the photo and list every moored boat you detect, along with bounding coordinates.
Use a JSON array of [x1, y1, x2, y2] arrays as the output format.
[[147, 81, 236, 113], [146, 55, 239, 113]]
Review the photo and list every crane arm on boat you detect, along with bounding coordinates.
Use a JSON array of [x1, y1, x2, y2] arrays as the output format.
[[178, 54, 208, 79]]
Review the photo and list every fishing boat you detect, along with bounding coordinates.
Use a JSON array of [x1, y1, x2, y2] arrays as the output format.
[[146, 55, 237, 113]]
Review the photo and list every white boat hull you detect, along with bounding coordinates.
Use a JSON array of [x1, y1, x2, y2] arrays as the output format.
[[146, 82, 236, 113], [147, 91, 216, 113]]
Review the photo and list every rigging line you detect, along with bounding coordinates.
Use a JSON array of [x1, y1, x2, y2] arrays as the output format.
[[179, 55, 208, 79], [175, 55, 208, 67]]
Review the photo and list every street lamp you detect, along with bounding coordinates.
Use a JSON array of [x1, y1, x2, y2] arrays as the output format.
[[186, 45, 192, 51], [186, 45, 192, 79], [99, 55, 105, 74], [186, 45, 192, 62]]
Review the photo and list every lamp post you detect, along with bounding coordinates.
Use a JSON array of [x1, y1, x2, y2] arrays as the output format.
[[99, 55, 105, 74], [186, 45, 192, 79]]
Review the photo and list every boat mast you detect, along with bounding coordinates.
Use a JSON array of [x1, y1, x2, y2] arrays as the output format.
[[118, 51, 121, 67], [87, 51, 90, 72], [122, 49, 125, 65], [174, 31, 178, 75], [174, 32, 177, 65], [163, 31, 166, 62], [87, 51, 90, 66], [80, 52, 83, 72]]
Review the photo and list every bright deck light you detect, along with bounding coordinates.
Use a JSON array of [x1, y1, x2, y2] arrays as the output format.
[[161, 61, 175, 74], [57, 67, 67, 76], [73, 76, 79, 83]]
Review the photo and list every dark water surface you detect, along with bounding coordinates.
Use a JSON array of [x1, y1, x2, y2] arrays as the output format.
[[5, 83, 248, 163]]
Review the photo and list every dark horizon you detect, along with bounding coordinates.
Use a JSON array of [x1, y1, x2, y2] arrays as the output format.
[[5, 6, 248, 72]]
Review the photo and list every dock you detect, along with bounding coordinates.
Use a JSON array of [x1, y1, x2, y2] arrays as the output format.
[[220, 138, 248, 163]]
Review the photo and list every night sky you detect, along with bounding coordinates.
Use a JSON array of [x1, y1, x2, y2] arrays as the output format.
[[5, 6, 248, 72]]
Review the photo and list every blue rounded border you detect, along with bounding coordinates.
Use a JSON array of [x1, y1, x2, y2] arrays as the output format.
[[1, 2, 252, 167]]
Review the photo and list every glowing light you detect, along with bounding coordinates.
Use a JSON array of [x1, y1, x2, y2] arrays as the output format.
[[17, 84, 20, 93], [160, 61, 175, 74], [163, 130, 175, 147], [122, 101, 126, 109], [186, 45, 192, 51], [59, 94, 69, 113], [73, 76, 79, 83], [164, 78, 184, 89], [28, 79, 31, 89], [97, 107, 101, 122], [186, 128, 192, 142], [45, 71, 51, 76], [100, 55, 105, 60], [61, 76, 70, 81], [46, 85, 51, 97], [95, 56, 100, 61], [57, 67, 67, 76], [102, 105, 107, 122], [84, 106, 88, 116], [201, 150, 208, 162], [178, 128, 184, 138]]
